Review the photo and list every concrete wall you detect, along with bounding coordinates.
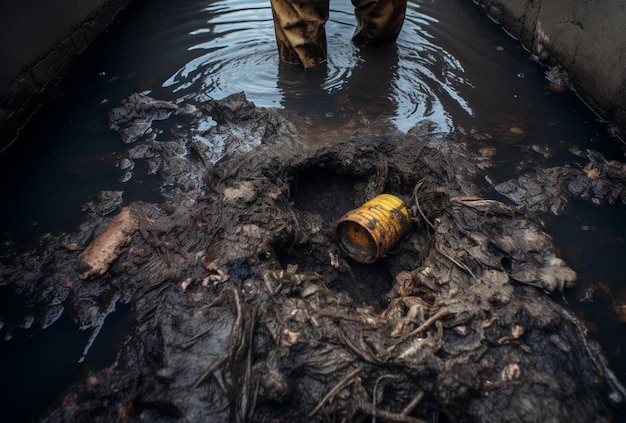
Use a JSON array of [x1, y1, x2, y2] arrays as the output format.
[[474, 0, 626, 137], [0, 0, 130, 149]]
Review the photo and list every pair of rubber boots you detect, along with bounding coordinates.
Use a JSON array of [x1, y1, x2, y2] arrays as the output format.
[[270, 0, 407, 67]]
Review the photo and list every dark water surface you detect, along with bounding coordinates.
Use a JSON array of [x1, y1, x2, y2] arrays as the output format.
[[1, 0, 625, 420]]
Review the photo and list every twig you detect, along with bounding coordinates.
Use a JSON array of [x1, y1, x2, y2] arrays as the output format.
[[307, 368, 363, 418], [402, 390, 424, 416], [412, 181, 435, 229], [359, 401, 428, 423], [176, 326, 213, 350], [435, 242, 476, 279], [368, 408, 428, 423], [237, 307, 257, 421], [404, 309, 450, 340], [339, 330, 381, 365], [206, 227, 224, 251], [192, 356, 227, 389], [372, 375, 403, 423]]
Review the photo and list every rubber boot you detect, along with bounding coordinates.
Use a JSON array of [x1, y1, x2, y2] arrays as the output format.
[[351, 0, 407, 46], [270, 0, 330, 68]]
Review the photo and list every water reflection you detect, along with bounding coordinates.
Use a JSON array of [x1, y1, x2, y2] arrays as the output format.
[[394, 4, 474, 131], [162, 0, 473, 132], [277, 42, 400, 127], [161, 1, 279, 105], [338, 43, 400, 123]]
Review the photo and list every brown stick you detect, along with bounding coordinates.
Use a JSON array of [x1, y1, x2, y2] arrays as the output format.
[[307, 368, 362, 418], [435, 242, 476, 279], [77, 207, 139, 279]]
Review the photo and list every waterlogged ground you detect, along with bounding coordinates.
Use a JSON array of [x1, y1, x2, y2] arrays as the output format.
[[0, 0, 625, 421]]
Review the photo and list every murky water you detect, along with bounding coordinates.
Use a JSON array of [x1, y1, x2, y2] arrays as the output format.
[[1, 0, 625, 420], [158, 0, 474, 132]]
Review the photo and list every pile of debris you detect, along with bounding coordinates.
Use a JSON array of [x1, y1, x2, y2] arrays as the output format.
[[2, 93, 625, 422]]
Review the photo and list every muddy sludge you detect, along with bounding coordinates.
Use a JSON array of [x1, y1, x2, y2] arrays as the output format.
[[1, 93, 625, 422]]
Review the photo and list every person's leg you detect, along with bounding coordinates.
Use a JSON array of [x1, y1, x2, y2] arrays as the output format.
[[351, 0, 407, 46], [270, 0, 330, 67]]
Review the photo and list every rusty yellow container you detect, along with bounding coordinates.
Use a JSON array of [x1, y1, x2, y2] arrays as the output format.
[[336, 194, 412, 263]]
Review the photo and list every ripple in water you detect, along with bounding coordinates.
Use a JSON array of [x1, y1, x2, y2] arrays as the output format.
[[162, 0, 473, 132]]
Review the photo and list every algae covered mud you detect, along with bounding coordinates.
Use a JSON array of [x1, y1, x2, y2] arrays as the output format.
[[1, 0, 626, 421]]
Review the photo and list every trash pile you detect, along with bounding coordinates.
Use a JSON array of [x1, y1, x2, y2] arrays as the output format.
[[1, 93, 625, 422]]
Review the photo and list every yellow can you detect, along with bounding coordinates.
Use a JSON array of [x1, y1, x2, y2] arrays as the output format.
[[336, 194, 412, 263]]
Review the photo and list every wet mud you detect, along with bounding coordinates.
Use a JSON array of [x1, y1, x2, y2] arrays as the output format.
[[2, 93, 626, 422], [496, 156, 626, 215]]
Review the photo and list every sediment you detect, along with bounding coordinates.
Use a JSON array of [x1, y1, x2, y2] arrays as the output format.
[[1, 93, 624, 422]]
